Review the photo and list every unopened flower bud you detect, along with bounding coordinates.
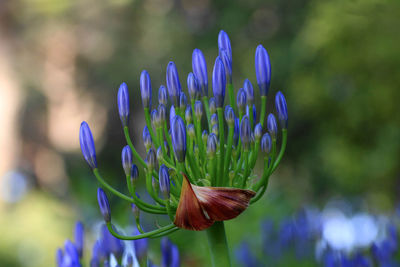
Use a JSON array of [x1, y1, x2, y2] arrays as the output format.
[[185, 106, 192, 124], [140, 70, 152, 110], [97, 188, 111, 222], [240, 116, 251, 150], [131, 164, 139, 182], [79, 121, 97, 169], [166, 62, 181, 107], [171, 116, 186, 163], [121, 145, 133, 177], [142, 126, 152, 151], [224, 105, 235, 126], [210, 113, 218, 126], [117, 82, 130, 127], [159, 164, 170, 198], [243, 79, 254, 105], [207, 133, 218, 156], [209, 97, 216, 114], [275, 91, 288, 129], [255, 44, 271, 97], [145, 148, 156, 169], [211, 124, 219, 136], [158, 104, 167, 125], [187, 124, 195, 139], [254, 123, 262, 140], [202, 130, 208, 144], [180, 92, 187, 108], [187, 72, 201, 100], [212, 56, 226, 108], [267, 113, 277, 139], [158, 85, 168, 105], [236, 88, 246, 113], [261, 133, 272, 154]]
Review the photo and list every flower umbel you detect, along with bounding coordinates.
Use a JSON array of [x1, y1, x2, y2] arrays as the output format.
[[80, 30, 288, 242]]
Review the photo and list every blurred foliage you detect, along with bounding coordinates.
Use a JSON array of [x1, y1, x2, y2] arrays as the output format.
[[0, 0, 399, 266]]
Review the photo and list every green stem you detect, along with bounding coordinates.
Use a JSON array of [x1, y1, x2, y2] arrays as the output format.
[[259, 96, 267, 127], [217, 108, 225, 186], [202, 96, 211, 131], [144, 108, 159, 147], [223, 125, 234, 186], [271, 129, 287, 173], [107, 222, 177, 240], [206, 221, 231, 267]]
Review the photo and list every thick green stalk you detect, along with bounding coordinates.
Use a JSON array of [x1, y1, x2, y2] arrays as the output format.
[[145, 169, 166, 206], [271, 129, 288, 173], [259, 96, 267, 127], [217, 108, 225, 186], [206, 221, 231, 267], [249, 104, 254, 129]]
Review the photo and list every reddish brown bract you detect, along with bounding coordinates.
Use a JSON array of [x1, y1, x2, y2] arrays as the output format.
[[174, 175, 256, 231]]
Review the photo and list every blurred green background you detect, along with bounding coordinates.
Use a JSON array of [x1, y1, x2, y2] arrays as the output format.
[[0, 0, 399, 266]]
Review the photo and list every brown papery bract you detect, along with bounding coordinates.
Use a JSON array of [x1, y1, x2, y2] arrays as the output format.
[[174, 174, 256, 231]]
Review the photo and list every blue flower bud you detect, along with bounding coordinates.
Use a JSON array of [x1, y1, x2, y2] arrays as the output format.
[[243, 79, 254, 104], [171, 116, 186, 162], [142, 126, 152, 150], [233, 117, 240, 146], [169, 105, 176, 127], [145, 148, 156, 169], [255, 44, 271, 96], [74, 221, 84, 258], [140, 70, 152, 109], [212, 56, 226, 108], [117, 82, 129, 127], [121, 145, 133, 177], [158, 104, 167, 125], [194, 100, 203, 121], [56, 248, 63, 267], [211, 124, 219, 136], [64, 240, 80, 265], [236, 88, 247, 113], [209, 97, 216, 114], [156, 146, 163, 162], [267, 113, 277, 139], [261, 133, 272, 154], [202, 130, 208, 145], [218, 30, 232, 64], [254, 123, 262, 140], [240, 115, 251, 150], [159, 164, 170, 198], [180, 91, 187, 108], [79, 121, 97, 169], [225, 105, 235, 126], [158, 85, 168, 105], [246, 104, 257, 122], [166, 62, 181, 107], [219, 49, 232, 84], [187, 72, 201, 100], [161, 238, 180, 267], [192, 48, 208, 96], [207, 133, 218, 156], [275, 91, 288, 129], [133, 228, 148, 262], [151, 109, 160, 128], [97, 188, 111, 222], [131, 164, 139, 182], [187, 124, 195, 139], [210, 113, 218, 126]]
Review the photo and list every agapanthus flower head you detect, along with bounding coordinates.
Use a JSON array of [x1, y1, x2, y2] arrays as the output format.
[[117, 82, 129, 127], [261, 133, 272, 154], [209, 97, 217, 114], [212, 56, 226, 108], [171, 115, 186, 162], [187, 72, 201, 100], [240, 115, 251, 150], [166, 61, 182, 107], [121, 145, 133, 177], [158, 85, 168, 105], [79, 121, 97, 169], [218, 30, 232, 63], [255, 44, 271, 96], [97, 188, 111, 222], [225, 105, 235, 126], [237, 88, 247, 113], [267, 113, 277, 139], [220, 48, 232, 83], [194, 100, 203, 120], [74, 221, 84, 258], [140, 70, 152, 109], [275, 91, 288, 129], [159, 164, 170, 198], [192, 48, 208, 96]]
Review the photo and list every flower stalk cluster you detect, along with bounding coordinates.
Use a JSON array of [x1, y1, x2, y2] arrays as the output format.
[[79, 30, 288, 240]]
